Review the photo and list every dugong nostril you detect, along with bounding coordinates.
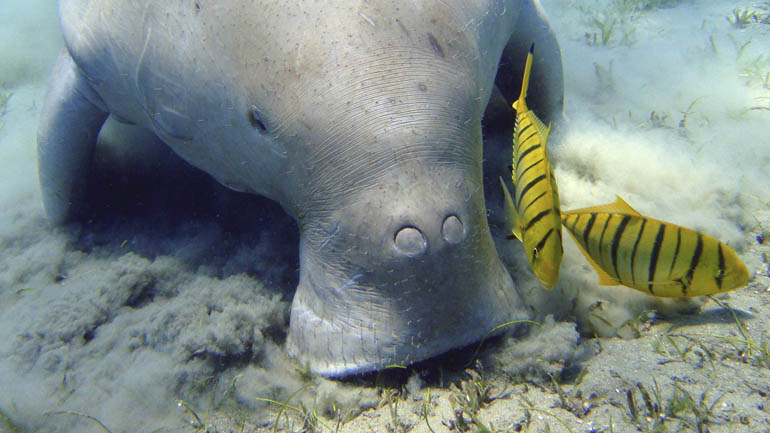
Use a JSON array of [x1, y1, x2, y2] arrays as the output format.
[[441, 215, 465, 244], [394, 226, 427, 257]]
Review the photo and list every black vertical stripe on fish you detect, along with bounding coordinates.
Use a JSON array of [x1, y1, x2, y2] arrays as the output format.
[[647, 224, 666, 294], [583, 213, 597, 249], [519, 131, 540, 148], [595, 214, 612, 264], [535, 228, 555, 253], [516, 174, 546, 209], [516, 124, 539, 143], [668, 227, 682, 277], [610, 215, 631, 280], [565, 214, 580, 233], [716, 242, 725, 290], [683, 233, 704, 296], [573, 214, 584, 233], [518, 158, 544, 180], [522, 190, 547, 213], [629, 218, 647, 286], [514, 143, 541, 173], [524, 208, 552, 232], [516, 123, 533, 142], [516, 131, 540, 151]]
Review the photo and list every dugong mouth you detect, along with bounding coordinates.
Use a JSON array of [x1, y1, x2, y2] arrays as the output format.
[[285, 188, 526, 377]]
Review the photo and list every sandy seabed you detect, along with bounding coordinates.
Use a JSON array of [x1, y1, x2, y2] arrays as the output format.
[[1, 1, 769, 432]]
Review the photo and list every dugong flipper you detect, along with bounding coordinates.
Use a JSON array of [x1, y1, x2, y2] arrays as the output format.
[[38, 52, 109, 224], [38, 0, 563, 377]]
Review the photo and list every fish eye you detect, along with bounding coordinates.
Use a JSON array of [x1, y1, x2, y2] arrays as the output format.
[[532, 248, 539, 258]]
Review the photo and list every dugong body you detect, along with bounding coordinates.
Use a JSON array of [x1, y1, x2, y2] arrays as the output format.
[[38, 0, 563, 376]]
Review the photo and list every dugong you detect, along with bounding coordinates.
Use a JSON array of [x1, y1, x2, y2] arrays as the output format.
[[38, 0, 563, 376]]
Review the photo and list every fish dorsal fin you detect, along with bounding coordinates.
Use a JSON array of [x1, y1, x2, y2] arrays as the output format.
[[561, 220, 620, 286], [499, 177, 523, 241], [565, 196, 642, 217], [541, 138, 555, 188], [531, 113, 552, 144], [611, 195, 641, 216]]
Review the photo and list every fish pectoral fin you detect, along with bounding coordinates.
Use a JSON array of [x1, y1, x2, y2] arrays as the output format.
[[562, 223, 620, 286], [582, 248, 620, 286], [564, 195, 642, 217], [500, 177, 523, 241], [597, 272, 622, 286]]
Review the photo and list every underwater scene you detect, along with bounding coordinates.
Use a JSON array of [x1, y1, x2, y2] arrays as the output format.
[[1, 0, 769, 432]]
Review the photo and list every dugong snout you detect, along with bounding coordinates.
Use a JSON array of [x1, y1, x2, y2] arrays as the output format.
[[287, 167, 523, 376], [392, 214, 464, 256]]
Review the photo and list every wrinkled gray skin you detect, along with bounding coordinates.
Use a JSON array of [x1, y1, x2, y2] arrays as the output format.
[[38, 0, 563, 376]]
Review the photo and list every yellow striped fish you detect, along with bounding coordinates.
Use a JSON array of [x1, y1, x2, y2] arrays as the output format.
[[500, 43, 563, 289], [561, 196, 750, 297]]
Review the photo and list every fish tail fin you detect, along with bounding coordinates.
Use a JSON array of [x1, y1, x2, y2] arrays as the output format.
[[512, 43, 534, 113]]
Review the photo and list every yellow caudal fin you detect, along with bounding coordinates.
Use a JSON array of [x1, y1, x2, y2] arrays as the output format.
[[512, 43, 535, 113], [566, 196, 642, 217], [561, 217, 620, 286], [500, 177, 522, 241]]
